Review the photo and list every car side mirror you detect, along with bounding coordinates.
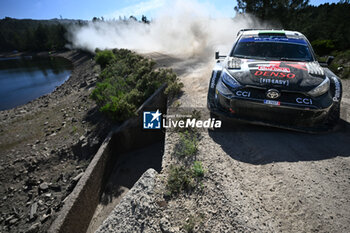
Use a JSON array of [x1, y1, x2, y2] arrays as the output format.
[[215, 51, 219, 60], [215, 51, 226, 60], [326, 56, 334, 66]]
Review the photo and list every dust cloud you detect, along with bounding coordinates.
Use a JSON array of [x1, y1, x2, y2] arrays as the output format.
[[67, 0, 268, 58]]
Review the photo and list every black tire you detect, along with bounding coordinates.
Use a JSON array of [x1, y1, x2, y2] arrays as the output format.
[[210, 111, 218, 119], [207, 93, 216, 110], [207, 71, 220, 111], [207, 82, 217, 111]]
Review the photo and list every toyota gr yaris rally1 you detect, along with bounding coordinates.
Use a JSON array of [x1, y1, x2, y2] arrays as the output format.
[[207, 29, 342, 131]]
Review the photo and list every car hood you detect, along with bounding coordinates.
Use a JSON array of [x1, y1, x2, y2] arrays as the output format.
[[225, 58, 326, 92]]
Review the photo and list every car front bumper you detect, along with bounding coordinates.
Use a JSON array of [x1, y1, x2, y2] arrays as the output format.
[[211, 85, 333, 131]]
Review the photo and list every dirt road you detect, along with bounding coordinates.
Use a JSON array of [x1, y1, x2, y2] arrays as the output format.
[[150, 53, 350, 232]]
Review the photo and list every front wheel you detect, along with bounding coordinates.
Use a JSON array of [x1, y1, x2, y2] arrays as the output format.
[[325, 103, 340, 128]]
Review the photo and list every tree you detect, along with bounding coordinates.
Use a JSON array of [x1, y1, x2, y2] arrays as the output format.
[[141, 15, 150, 24], [0, 18, 71, 52], [233, 1, 350, 53], [129, 15, 137, 21], [34, 24, 48, 51], [235, 0, 309, 22], [92, 17, 100, 22]]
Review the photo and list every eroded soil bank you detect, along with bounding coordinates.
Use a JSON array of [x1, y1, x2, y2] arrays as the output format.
[[0, 50, 114, 233]]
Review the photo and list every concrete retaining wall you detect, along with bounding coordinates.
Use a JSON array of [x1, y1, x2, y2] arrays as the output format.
[[49, 84, 167, 233]]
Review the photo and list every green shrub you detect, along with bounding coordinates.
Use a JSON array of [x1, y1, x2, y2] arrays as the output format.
[[166, 165, 196, 196], [165, 81, 184, 98], [166, 162, 205, 196], [192, 161, 204, 177], [95, 50, 116, 68], [100, 96, 137, 120], [326, 50, 350, 79], [91, 49, 182, 121], [175, 131, 198, 158], [311, 40, 335, 56], [339, 67, 350, 79], [333, 50, 350, 61], [166, 122, 205, 197]]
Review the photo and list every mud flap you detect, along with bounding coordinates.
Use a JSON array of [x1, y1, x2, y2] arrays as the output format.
[[207, 70, 220, 110], [326, 76, 342, 128]]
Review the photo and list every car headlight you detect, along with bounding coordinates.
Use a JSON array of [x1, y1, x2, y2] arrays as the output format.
[[221, 69, 241, 89], [307, 77, 330, 97]]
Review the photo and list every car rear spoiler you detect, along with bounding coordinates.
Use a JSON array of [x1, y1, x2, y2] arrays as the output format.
[[237, 29, 285, 36]]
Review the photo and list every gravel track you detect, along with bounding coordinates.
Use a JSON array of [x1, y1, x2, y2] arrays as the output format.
[[147, 53, 350, 232]]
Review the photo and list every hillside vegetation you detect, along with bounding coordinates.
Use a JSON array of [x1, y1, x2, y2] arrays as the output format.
[[0, 18, 83, 51], [91, 49, 183, 121]]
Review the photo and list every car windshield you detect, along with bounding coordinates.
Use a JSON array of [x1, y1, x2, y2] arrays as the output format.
[[231, 36, 314, 61]]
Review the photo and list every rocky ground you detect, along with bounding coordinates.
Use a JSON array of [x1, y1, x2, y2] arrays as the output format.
[[0, 50, 114, 233], [97, 53, 350, 233]]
